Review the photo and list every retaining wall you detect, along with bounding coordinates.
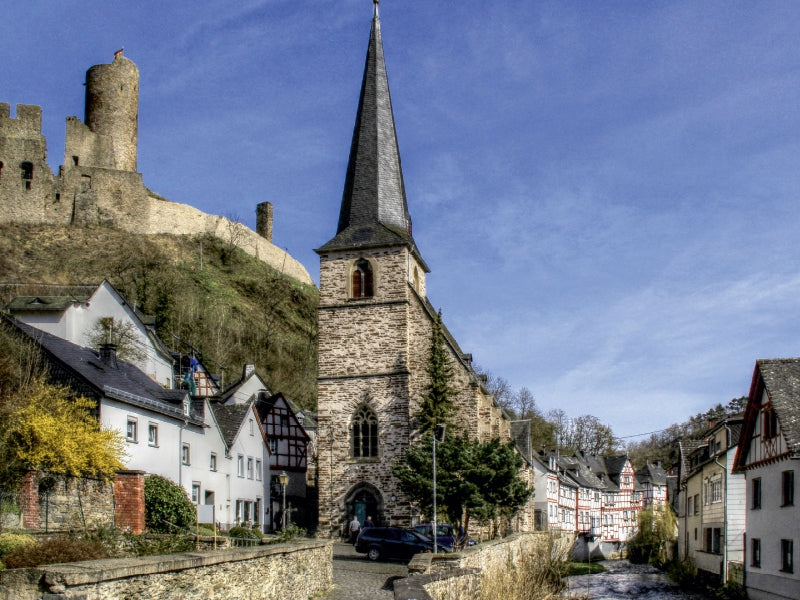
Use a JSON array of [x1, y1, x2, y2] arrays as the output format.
[[0, 539, 332, 600], [397, 532, 574, 600]]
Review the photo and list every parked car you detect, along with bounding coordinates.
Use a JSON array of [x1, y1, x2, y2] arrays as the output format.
[[355, 526, 434, 561], [411, 524, 476, 550]]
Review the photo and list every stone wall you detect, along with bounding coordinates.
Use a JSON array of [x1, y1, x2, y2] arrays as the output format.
[[396, 532, 574, 600], [0, 539, 332, 600], [16, 471, 144, 534]]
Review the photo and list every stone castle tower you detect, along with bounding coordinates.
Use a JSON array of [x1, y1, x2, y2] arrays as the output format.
[[0, 52, 312, 285], [315, 3, 519, 537]]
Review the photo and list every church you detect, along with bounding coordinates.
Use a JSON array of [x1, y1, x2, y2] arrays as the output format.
[[315, 1, 534, 538]]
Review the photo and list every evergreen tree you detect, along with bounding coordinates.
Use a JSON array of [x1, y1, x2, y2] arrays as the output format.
[[392, 434, 532, 536], [415, 311, 455, 434]]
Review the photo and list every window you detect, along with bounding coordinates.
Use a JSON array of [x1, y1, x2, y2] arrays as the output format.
[[763, 405, 778, 439], [711, 479, 722, 503], [126, 418, 138, 442], [210, 452, 217, 472], [705, 527, 722, 554], [21, 161, 33, 180], [693, 494, 700, 515], [781, 539, 794, 573], [247, 457, 254, 479], [237, 455, 244, 478], [181, 443, 190, 466], [269, 438, 278, 454], [782, 471, 795, 507], [249, 419, 254, 436], [148, 423, 158, 446], [351, 405, 378, 458], [352, 259, 374, 298], [752, 538, 761, 567], [752, 478, 762, 510], [688, 496, 694, 516], [255, 459, 262, 481], [191, 483, 200, 504]]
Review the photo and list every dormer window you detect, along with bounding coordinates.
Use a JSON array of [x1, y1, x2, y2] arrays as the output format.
[[352, 259, 374, 298]]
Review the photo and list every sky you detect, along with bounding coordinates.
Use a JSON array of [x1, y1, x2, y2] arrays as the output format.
[[2, 1, 799, 440]]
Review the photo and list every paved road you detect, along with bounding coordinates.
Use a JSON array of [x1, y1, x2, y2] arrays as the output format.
[[326, 542, 408, 600]]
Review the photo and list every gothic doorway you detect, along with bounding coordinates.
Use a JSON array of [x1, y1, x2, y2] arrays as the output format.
[[345, 482, 383, 528]]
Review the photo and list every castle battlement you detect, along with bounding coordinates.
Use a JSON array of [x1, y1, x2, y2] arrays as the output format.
[[0, 103, 43, 137], [0, 55, 312, 286]]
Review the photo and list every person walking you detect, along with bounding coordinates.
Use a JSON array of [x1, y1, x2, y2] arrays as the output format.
[[363, 515, 374, 529], [348, 515, 361, 544]]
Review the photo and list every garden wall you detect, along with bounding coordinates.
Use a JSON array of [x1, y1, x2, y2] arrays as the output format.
[[0, 539, 332, 600], [12, 471, 144, 534]]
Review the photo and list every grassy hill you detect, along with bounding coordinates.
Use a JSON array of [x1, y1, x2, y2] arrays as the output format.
[[0, 224, 319, 408]]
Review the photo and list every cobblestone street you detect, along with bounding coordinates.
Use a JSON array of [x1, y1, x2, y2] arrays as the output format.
[[326, 542, 409, 600]]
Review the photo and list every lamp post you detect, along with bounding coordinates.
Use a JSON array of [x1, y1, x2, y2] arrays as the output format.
[[279, 471, 289, 532], [432, 424, 446, 554]]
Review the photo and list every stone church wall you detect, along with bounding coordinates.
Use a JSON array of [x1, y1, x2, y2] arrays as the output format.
[[317, 243, 525, 536]]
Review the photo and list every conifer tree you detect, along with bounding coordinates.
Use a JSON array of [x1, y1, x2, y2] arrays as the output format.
[[415, 310, 455, 434]]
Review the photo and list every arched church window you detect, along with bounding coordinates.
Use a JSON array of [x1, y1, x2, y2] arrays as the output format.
[[352, 259, 374, 299], [351, 405, 378, 458]]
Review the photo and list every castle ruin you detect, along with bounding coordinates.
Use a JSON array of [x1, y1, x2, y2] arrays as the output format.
[[0, 52, 312, 286]]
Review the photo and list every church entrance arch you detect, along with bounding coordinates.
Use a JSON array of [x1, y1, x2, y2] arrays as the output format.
[[344, 482, 383, 528]]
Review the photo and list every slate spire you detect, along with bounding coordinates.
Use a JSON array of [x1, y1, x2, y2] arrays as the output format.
[[318, 2, 424, 264]]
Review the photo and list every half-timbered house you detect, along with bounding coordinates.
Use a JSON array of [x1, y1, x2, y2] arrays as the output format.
[[255, 392, 312, 531], [734, 359, 800, 600]]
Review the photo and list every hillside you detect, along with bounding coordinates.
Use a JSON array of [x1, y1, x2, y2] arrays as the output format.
[[0, 224, 319, 408]]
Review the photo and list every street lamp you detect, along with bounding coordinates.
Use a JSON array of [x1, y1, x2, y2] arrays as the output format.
[[279, 471, 289, 531], [432, 424, 446, 554]]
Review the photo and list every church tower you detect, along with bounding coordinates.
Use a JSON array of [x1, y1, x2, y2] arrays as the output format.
[[315, 1, 432, 536]]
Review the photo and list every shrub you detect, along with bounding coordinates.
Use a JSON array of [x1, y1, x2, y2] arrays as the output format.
[[668, 557, 698, 588], [273, 524, 306, 542], [0, 533, 35, 557], [3, 537, 108, 568], [229, 526, 259, 540], [144, 475, 196, 533]]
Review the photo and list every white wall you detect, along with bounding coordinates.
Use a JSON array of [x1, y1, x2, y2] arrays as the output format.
[[745, 460, 799, 600]]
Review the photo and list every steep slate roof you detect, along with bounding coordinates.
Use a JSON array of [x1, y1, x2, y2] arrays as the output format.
[[7, 295, 88, 312], [4, 316, 198, 424], [755, 358, 800, 452], [635, 463, 668, 486], [211, 402, 253, 449], [735, 358, 800, 469], [510, 420, 532, 464], [316, 3, 427, 271]]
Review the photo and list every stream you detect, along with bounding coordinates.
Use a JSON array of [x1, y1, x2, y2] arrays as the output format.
[[563, 560, 710, 600]]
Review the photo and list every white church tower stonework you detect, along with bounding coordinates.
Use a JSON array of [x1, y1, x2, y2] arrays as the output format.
[[315, 3, 524, 538]]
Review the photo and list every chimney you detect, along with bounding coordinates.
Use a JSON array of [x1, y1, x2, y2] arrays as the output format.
[[256, 202, 273, 243], [243, 364, 256, 378], [99, 343, 118, 368]]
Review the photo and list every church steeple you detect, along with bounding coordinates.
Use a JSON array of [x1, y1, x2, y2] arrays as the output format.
[[317, 2, 424, 268]]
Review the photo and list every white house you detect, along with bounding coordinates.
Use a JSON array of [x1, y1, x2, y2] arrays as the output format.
[[7, 280, 175, 387], [676, 414, 746, 583], [734, 359, 800, 600], [6, 317, 266, 531]]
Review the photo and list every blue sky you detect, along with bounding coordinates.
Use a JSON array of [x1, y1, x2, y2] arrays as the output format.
[[3, 1, 799, 439]]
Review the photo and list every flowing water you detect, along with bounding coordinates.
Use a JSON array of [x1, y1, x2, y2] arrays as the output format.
[[563, 560, 710, 600]]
